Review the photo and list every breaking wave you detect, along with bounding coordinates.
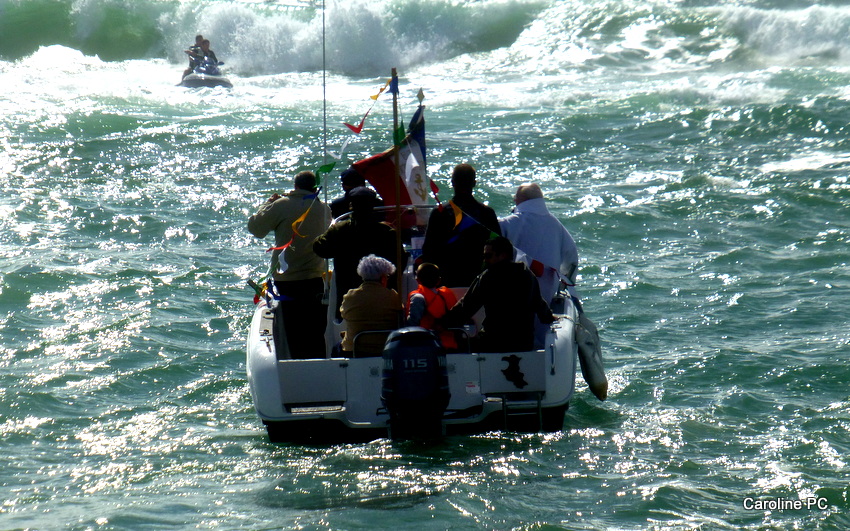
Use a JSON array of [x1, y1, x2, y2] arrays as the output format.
[[4, 0, 850, 76], [0, 0, 544, 75]]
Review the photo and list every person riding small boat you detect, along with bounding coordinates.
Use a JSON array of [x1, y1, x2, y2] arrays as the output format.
[[180, 37, 231, 88], [183, 34, 204, 79]]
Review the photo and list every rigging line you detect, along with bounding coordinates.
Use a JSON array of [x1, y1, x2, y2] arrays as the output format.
[[321, 0, 328, 203], [321, 0, 331, 302]]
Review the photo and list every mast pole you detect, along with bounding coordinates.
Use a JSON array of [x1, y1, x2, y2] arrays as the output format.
[[391, 68, 403, 296]]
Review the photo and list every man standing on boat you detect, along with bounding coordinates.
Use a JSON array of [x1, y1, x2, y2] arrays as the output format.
[[499, 182, 578, 345], [421, 164, 501, 287], [247, 171, 331, 358], [442, 236, 556, 353], [313, 186, 399, 318]]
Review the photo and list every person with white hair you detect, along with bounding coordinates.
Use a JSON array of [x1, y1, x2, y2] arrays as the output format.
[[499, 182, 578, 346], [339, 255, 402, 356]]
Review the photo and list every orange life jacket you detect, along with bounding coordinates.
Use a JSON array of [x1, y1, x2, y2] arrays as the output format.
[[407, 285, 459, 349]]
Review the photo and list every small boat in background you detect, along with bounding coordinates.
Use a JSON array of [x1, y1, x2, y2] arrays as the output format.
[[180, 58, 232, 89]]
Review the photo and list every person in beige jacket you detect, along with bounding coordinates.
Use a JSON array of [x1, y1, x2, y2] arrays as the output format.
[[340, 255, 402, 357], [248, 171, 331, 358]]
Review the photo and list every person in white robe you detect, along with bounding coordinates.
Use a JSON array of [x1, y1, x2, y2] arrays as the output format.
[[499, 182, 579, 346]]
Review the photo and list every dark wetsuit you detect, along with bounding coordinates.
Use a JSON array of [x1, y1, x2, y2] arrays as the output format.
[[443, 260, 555, 352]]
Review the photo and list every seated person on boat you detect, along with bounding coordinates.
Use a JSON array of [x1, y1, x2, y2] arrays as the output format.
[[442, 236, 556, 353], [183, 34, 204, 79], [406, 262, 459, 350], [339, 255, 403, 357], [199, 39, 219, 64]]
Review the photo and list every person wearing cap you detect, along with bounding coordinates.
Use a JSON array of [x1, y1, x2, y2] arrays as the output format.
[[330, 168, 364, 219], [339, 255, 403, 356], [499, 182, 578, 346], [421, 163, 501, 287], [313, 186, 400, 317], [247, 170, 332, 358]]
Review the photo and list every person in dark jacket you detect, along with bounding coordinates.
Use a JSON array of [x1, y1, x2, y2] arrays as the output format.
[[313, 187, 401, 317], [442, 236, 556, 353], [183, 34, 204, 78], [421, 163, 501, 287], [199, 39, 218, 64]]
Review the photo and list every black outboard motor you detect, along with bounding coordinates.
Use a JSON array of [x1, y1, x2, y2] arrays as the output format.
[[381, 327, 450, 440]]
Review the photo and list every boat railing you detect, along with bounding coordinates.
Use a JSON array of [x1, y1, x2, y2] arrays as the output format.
[[445, 327, 474, 354], [350, 329, 396, 358], [351, 327, 479, 357], [331, 203, 435, 225]]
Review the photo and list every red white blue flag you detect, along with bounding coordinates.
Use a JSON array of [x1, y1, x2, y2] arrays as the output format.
[[352, 105, 433, 206]]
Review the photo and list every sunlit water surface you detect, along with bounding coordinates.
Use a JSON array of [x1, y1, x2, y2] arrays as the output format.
[[1, 0, 848, 529]]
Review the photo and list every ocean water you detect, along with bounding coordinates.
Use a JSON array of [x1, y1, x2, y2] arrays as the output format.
[[1, 0, 849, 529]]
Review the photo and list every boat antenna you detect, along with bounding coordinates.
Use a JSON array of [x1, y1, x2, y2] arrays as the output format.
[[391, 67, 403, 296], [321, 0, 328, 203], [320, 1, 332, 322]]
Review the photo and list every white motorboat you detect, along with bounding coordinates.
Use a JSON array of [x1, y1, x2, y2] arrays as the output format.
[[245, 71, 606, 442], [245, 209, 594, 443]]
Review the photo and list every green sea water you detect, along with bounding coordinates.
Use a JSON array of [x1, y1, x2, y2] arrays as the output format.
[[1, 0, 849, 529]]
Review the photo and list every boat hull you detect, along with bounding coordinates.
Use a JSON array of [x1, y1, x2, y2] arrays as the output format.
[[180, 73, 233, 89], [246, 296, 579, 443]]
